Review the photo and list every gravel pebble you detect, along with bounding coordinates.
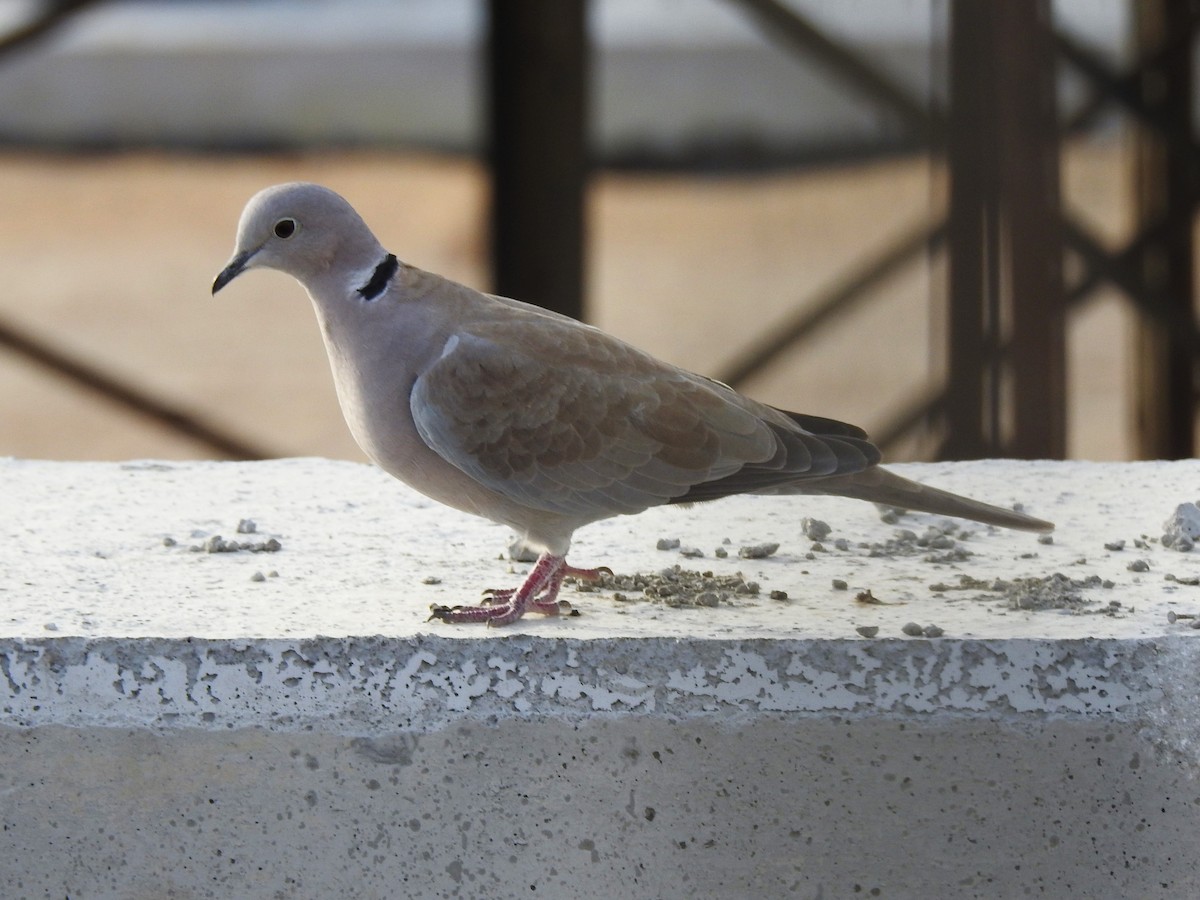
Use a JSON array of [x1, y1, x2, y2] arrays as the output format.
[[901, 622, 925, 636], [738, 542, 780, 559], [802, 518, 831, 541]]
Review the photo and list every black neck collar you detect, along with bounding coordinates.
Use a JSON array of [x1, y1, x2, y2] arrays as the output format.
[[357, 253, 398, 301]]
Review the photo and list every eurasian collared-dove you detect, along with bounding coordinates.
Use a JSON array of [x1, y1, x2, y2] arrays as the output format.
[[213, 183, 1053, 626]]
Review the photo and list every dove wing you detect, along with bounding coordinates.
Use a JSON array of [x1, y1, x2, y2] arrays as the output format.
[[410, 315, 879, 519]]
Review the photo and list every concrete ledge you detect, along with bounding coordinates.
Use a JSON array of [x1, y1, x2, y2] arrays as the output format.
[[2, 458, 1198, 897]]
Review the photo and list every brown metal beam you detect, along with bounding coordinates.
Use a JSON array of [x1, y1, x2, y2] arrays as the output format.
[[727, 0, 939, 141], [486, 0, 589, 320], [0, 0, 99, 60], [1000, 3, 1066, 460], [718, 220, 943, 389], [942, 0, 1065, 460], [1132, 0, 1199, 459], [0, 315, 272, 460]]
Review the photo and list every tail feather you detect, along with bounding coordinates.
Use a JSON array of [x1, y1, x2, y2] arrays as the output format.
[[802, 466, 1054, 533]]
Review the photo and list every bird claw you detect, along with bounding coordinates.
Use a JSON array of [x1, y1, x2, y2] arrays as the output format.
[[567, 565, 612, 583], [430, 555, 601, 625], [481, 587, 515, 604], [429, 601, 519, 625]]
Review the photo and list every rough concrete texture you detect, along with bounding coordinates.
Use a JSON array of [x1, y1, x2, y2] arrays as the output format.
[[2, 458, 1199, 897], [1, 715, 1193, 899]]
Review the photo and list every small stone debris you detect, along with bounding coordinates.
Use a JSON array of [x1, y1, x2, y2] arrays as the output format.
[[738, 542, 780, 559], [162, 536, 177, 547], [714, 547, 729, 558], [1127, 559, 1150, 573], [1037, 534, 1053, 545], [596, 565, 761, 609], [192, 535, 282, 554], [922, 624, 944, 638], [855, 589, 885, 605], [901, 622, 925, 636], [421, 575, 442, 585], [802, 518, 831, 541], [250, 571, 266, 582], [862, 523, 973, 563], [878, 507, 904, 525], [855, 625, 879, 638], [1162, 502, 1200, 552], [1166, 573, 1200, 586], [832, 579, 848, 591], [679, 546, 704, 559], [507, 540, 540, 563], [930, 572, 1118, 614], [769, 589, 788, 601], [656, 538, 681, 551], [833, 538, 850, 551], [1104, 540, 1126, 552], [236, 518, 257, 534]]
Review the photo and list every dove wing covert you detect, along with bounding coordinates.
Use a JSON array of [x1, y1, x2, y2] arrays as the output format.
[[410, 317, 880, 519]]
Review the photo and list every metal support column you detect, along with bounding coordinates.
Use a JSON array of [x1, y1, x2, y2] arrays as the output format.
[[943, 0, 1066, 459], [486, 0, 589, 319], [1132, 0, 1198, 459]]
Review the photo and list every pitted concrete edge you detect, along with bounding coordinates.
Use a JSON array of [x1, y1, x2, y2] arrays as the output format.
[[0, 635, 1181, 735]]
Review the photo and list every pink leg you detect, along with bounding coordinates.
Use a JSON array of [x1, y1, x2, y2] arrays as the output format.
[[429, 556, 610, 626]]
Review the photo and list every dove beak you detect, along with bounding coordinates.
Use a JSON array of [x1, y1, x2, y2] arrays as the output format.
[[212, 248, 258, 295]]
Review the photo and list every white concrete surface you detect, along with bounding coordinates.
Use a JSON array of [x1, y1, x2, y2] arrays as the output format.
[[1, 458, 1198, 898]]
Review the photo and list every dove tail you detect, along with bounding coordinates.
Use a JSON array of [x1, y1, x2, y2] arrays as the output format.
[[806, 466, 1054, 533]]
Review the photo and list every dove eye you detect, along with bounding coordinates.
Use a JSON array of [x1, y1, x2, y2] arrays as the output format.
[[273, 218, 297, 239]]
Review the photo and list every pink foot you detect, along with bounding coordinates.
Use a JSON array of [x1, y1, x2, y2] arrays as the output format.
[[429, 555, 611, 626]]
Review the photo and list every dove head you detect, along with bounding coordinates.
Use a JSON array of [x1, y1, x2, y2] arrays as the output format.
[[212, 183, 385, 296]]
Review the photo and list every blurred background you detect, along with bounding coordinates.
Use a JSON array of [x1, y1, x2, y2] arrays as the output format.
[[0, 0, 1195, 464]]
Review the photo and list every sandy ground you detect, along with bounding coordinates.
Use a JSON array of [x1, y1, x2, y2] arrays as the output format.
[[0, 144, 1137, 463]]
